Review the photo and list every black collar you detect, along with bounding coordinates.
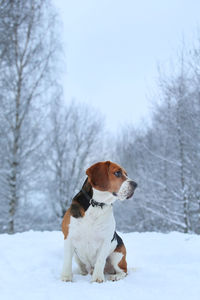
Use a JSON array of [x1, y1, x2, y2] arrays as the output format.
[[81, 188, 106, 209]]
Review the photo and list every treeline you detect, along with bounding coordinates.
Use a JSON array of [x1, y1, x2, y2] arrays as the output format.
[[115, 45, 200, 234], [0, 1, 199, 234]]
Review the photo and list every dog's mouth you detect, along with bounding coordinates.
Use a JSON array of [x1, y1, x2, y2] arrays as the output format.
[[112, 190, 135, 200], [126, 191, 134, 199], [112, 192, 118, 197], [112, 180, 137, 201]]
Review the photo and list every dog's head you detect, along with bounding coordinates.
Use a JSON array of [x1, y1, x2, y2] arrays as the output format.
[[86, 161, 137, 201]]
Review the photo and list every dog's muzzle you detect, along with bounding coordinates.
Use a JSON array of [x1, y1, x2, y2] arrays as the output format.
[[116, 179, 137, 201]]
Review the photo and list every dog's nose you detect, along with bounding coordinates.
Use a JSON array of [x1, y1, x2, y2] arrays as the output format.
[[130, 181, 137, 189]]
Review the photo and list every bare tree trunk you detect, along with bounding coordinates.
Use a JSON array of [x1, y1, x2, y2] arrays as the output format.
[[9, 158, 18, 233], [8, 38, 22, 233], [176, 87, 190, 233]]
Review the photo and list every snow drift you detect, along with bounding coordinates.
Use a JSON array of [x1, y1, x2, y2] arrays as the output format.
[[0, 231, 199, 300]]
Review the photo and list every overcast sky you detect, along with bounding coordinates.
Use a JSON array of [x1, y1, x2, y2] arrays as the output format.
[[54, 0, 200, 132]]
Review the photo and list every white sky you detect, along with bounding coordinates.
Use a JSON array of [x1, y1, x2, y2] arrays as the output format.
[[54, 0, 200, 132]]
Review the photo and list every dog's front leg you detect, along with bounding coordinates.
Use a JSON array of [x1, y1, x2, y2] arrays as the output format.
[[61, 237, 74, 282], [91, 241, 110, 283]]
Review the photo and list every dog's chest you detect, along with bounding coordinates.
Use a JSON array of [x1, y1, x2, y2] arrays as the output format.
[[69, 206, 115, 266]]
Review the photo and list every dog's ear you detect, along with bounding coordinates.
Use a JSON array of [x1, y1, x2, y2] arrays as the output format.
[[86, 161, 110, 191]]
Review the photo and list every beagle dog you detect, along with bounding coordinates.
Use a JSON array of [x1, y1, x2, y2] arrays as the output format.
[[61, 161, 137, 283]]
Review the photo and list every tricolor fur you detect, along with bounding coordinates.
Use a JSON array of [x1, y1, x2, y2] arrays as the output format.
[[61, 161, 137, 283]]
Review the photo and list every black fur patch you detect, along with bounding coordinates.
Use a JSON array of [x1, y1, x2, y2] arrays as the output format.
[[111, 231, 124, 247], [70, 178, 93, 218], [116, 232, 124, 247], [70, 203, 83, 218]]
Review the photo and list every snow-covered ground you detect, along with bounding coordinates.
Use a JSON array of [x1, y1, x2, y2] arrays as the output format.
[[0, 231, 199, 300]]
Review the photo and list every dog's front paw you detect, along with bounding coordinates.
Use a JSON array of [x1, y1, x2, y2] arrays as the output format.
[[91, 273, 105, 283], [61, 273, 73, 282]]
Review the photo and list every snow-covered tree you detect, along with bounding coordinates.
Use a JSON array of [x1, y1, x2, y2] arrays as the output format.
[[0, 0, 59, 233], [115, 43, 200, 234], [45, 99, 106, 219]]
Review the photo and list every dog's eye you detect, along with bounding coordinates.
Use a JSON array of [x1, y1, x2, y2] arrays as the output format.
[[114, 171, 122, 178]]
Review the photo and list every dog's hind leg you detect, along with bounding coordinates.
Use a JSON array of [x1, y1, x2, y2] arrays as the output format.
[[108, 244, 127, 281]]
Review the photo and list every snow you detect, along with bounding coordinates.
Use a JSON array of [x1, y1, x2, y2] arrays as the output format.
[[0, 231, 199, 300]]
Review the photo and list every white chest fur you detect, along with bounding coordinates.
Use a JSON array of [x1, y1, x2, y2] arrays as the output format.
[[69, 204, 116, 269]]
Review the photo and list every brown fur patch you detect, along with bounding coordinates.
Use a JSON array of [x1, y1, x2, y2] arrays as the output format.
[[62, 209, 71, 239], [114, 244, 127, 273], [86, 161, 127, 193], [86, 161, 110, 190], [62, 201, 85, 239], [107, 163, 127, 193], [70, 200, 85, 218]]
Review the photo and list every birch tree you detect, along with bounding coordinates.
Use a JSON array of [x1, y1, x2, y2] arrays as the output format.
[[115, 43, 200, 233], [0, 0, 58, 233], [46, 99, 105, 219]]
